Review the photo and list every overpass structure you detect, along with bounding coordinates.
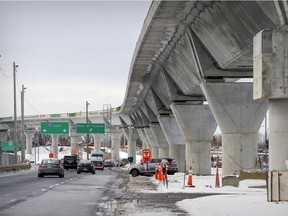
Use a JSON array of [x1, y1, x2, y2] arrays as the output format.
[[119, 0, 288, 199], [0, 0, 288, 200]]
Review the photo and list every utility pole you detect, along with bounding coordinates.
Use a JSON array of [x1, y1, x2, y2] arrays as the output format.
[[21, 85, 26, 162], [13, 62, 18, 163], [86, 101, 90, 159]]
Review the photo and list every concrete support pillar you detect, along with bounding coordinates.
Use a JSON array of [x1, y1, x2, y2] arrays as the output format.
[[24, 130, 34, 155], [253, 29, 288, 201], [92, 134, 102, 150], [201, 82, 268, 176], [111, 129, 122, 161], [137, 128, 147, 149], [254, 29, 288, 172], [70, 130, 79, 156], [144, 127, 159, 158], [269, 100, 288, 170], [51, 134, 58, 159], [171, 103, 217, 175], [151, 146, 159, 158], [124, 126, 138, 164], [150, 123, 169, 158], [158, 115, 185, 172]]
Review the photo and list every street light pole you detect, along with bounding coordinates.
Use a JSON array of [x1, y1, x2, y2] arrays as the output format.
[[21, 85, 26, 162], [86, 101, 90, 159], [13, 62, 18, 163]]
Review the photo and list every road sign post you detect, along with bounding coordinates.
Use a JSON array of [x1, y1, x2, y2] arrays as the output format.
[[40, 122, 69, 134], [76, 123, 105, 134]]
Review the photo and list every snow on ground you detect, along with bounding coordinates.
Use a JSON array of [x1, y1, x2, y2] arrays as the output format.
[[123, 166, 288, 216], [20, 147, 288, 215]]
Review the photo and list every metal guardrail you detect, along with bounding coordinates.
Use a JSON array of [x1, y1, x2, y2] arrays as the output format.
[[0, 163, 31, 172]]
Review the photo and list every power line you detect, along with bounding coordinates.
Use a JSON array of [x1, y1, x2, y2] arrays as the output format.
[[24, 97, 42, 115]]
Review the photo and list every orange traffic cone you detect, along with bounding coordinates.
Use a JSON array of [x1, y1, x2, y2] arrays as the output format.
[[159, 163, 164, 181], [186, 166, 195, 187], [215, 164, 220, 188], [155, 163, 159, 180]]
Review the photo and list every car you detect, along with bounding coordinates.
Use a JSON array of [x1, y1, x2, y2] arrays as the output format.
[[63, 155, 78, 170], [103, 159, 115, 167], [129, 158, 178, 177], [91, 156, 104, 171], [38, 158, 64, 178], [77, 160, 95, 174], [117, 158, 129, 167]]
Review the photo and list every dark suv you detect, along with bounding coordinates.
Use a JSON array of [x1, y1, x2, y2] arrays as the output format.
[[63, 155, 78, 170]]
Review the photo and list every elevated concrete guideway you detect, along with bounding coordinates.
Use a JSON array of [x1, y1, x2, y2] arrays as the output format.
[[119, 0, 288, 195]]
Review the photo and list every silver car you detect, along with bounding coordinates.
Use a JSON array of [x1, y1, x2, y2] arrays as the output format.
[[38, 158, 64, 178], [129, 158, 178, 177]]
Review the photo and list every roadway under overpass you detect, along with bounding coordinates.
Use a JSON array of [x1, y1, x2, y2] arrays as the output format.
[[1, 1, 288, 200]]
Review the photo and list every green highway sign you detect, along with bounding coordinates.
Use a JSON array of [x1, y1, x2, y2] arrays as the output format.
[[41, 122, 69, 134], [1, 141, 20, 151], [76, 123, 105, 134]]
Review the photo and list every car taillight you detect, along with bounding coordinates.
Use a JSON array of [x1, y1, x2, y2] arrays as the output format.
[[39, 164, 44, 168], [54, 164, 60, 168]]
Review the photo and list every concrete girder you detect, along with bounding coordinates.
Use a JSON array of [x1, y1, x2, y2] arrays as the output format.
[[150, 70, 172, 109], [144, 90, 159, 119], [188, 1, 276, 70], [201, 82, 268, 176], [161, 67, 203, 102], [138, 108, 150, 127], [143, 100, 158, 123], [150, 89, 172, 115]]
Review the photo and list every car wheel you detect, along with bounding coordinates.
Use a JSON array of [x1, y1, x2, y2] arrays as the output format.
[[101, 168, 104, 171], [38, 174, 43, 178], [131, 169, 138, 177], [92, 171, 95, 174], [77, 171, 80, 174]]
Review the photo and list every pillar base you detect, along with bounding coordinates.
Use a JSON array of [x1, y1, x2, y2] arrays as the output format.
[[222, 134, 257, 176]]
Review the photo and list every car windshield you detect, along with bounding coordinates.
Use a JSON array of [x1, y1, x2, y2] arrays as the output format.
[[42, 159, 60, 164]]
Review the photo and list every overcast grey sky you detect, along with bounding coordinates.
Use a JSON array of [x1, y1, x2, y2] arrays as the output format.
[[0, 0, 151, 117]]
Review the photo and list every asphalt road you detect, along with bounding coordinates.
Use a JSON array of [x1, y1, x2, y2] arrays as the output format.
[[0, 167, 126, 216]]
